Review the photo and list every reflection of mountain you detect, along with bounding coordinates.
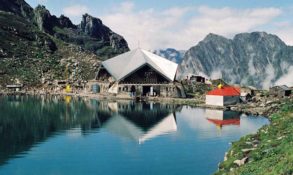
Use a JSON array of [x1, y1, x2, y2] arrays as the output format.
[[0, 95, 97, 166], [178, 106, 268, 139], [205, 109, 241, 128]]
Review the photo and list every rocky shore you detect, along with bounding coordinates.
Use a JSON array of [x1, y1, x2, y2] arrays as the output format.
[[1, 89, 292, 175], [214, 99, 293, 175], [1, 89, 290, 117]]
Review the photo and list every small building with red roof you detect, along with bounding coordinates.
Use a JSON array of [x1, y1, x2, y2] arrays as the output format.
[[206, 85, 240, 106]]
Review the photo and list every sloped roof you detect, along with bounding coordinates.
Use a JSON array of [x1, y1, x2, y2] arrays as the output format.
[[103, 113, 177, 144], [102, 48, 178, 81], [207, 86, 240, 96]]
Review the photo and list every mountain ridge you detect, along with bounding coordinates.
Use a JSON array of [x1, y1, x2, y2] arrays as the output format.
[[0, 0, 129, 86], [178, 31, 293, 89]]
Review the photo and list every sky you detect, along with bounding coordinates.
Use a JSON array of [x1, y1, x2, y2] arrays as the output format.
[[25, 0, 293, 50]]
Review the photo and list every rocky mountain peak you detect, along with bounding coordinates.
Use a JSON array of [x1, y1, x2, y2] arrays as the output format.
[[0, 0, 34, 20], [58, 15, 75, 28], [153, 48, 185, 64], [203, 33, 229, 43], [233, 32, 286, 48], [80, 13, 108, 38], [179, 32, 293, 89]]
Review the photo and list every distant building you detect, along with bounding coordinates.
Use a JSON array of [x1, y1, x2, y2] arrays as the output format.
[[6, 84, 23, 92], [269, 85, 291, 97], [93, 48, 186, 98], [190, 75, 205, 83], [206, 86, 240, 106]]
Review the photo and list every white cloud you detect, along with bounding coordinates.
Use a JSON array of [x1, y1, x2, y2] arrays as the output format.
[[273, 26, 293, 46], [63, 4, 89, 17], [275, 66, 293, 87], [262, 64, 275, 89], [100, 3, 282, 50]]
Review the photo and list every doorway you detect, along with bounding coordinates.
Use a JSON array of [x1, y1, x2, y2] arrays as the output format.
[[142, 86, 151, 96]]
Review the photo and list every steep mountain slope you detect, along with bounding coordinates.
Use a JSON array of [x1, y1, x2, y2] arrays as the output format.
[[0, 11, 99, 86], [179, 32, 293, 89], [0, 0, 129, 86], [153, 48, 185, 64], [34, 5, 129, 59], [0, 0, 34, 20]]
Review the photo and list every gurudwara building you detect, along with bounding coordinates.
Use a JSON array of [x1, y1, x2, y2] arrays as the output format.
[[91, 48, 186, 98]]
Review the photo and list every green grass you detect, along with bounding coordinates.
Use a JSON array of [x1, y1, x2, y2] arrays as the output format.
[[215, 99, 293, 175]]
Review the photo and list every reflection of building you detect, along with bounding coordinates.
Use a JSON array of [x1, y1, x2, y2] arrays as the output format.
[[91, 48, 185, 98], [103, 112, 177, 144], [205, 109, 240, 128], [206, 86, 240, 106], [92, 101, 178, 144]]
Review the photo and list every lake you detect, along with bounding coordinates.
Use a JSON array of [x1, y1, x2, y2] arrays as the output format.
[[0, 95, 269, 175]]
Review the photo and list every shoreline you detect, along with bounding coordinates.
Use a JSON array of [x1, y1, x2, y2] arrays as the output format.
[[0, 90, 287, 116], [1, 90, 288, 117], [214, 99, 293, 174], [2, 90, 292, 174]]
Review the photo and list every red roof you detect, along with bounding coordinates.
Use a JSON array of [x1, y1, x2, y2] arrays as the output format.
[[207, 86, 240, 96], [207, 118, 240, 127]]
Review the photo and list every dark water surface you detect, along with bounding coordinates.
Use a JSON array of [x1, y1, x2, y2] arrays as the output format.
[[0, 95, 269, 175]]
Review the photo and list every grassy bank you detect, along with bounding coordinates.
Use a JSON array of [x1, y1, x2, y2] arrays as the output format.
[[215, 99, 293, 175]]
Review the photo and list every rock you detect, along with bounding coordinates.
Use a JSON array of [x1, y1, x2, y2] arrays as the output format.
[[233, 157, 249, 166], [245, 141, 253, 145], [224, 152, 228, 161], [178, 32, 293, 88], [231, 107, 237, 111], [0, 0, 34, 20], [242, 148, 256, 153], [153, 48, 185, 64]]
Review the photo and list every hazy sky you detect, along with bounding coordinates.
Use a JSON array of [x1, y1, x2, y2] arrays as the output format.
[[26, 0, 293, 50]]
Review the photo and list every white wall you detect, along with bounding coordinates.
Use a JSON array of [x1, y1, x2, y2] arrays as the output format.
[[206, 95, 224, 106], [205, 109, 224, 120]]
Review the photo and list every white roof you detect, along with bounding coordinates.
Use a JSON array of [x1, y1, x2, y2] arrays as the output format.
[[103, 113, 177, 144], [102, 48, 178, 81]]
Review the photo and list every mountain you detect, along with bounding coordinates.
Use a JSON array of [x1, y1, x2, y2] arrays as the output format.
[[153, 48, 185, 64], [178, 32, 293, 89], [0, 0, 129, 86]]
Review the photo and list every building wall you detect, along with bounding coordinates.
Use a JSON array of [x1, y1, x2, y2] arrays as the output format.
[[206, 95, 224, 106], [87, 81, 182, 98], [223, 96, 239, 105], [206, 95, 239, 106]]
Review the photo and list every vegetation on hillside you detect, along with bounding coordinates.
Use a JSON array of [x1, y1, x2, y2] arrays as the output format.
[[215, 99, 293, 175], [0, 12, 99, 87]]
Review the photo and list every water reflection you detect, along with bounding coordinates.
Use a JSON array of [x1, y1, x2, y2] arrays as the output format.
[[0, 96, 269, 175], [0, 96, 179, 166], [0, 95, 97, 166], [205, 109, 240, 129], [101, 102, 177, 144]]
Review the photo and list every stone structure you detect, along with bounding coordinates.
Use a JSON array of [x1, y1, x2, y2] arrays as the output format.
[[269, 85, 292, 97]]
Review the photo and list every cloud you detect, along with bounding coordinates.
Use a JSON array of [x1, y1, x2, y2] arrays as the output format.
[[262, 64, 275, 89], [63, 4, 89, 17], [275, 66, 293, 87], [100, 3, 282, 50], [274, 26, 293, 46]]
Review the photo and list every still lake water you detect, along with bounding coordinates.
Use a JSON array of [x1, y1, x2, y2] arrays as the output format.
[[0, 95, 269, 175]]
